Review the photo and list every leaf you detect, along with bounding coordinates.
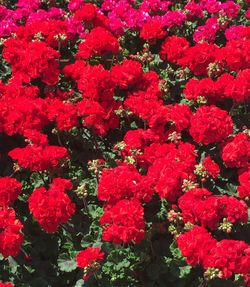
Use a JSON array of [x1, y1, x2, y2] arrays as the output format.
[[179, 265, 192, 278], [8, 257, 18, 273], [74, 279, 85, 287], [58, 255, 77, 272], [170, 242, 183, 260]]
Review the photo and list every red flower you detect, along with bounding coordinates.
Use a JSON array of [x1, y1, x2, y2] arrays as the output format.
[[140, 20, 166, 41], [76, 27, 119, 59], [221, 132, 250, 168], [74, 4, 97, 22], [237, 170, 250, 199], [0, 283, 14, 287], [9, 144, 69, 172], [76, 247, 104, 268], [203, 240, 250, 279], [177, 226, 216, 266], [190, 105, 233, 145], [178, 42, 219, 76], [3, 38, 60, 85], [100, 199, 145, 244], [0, 208, 23, 257], [0, 177, 22, 207], [28, 178, 75, 233], [111, 60, 143, 90], [202, 156, 220, 179], [160, 36, 189, 63]]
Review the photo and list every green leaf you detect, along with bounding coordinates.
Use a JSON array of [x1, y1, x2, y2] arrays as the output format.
[[74, 279, 85, 287], [179, 265, 192, 278], [58, 255, 77, 272], [170, 242, 183, 261]]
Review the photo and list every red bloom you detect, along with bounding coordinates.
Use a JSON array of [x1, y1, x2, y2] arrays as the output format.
[[203, 240, 250, 279], [216, 40, 250, 71], [9, 144, 69, 172], [0, 177, 22, 207], [0, 283, 14, 287], [237, 170, 250, 199], [47, 99, 78, 131], [76, 247, 104, 268], [224, 69, 250, 103], [28, 178, 75, 233], [98, 164, 153, 204], [0, 97, 48, 136], [140, 20, 166, 41], [160, 36, 189, 63], [202, 156, 220, 179], [177, 226, 216, 266], [3, 38, 60, 85], [148, 142, 197, 201], [111, 60, 143, 90], [74, 4, 97, 22], [221, 133, 250, 168], [100, 199, 145, 244], [190, 105, 233, 145], [0, 208, 23, 257], [219, 196, 248, 224], [76, 27, 119, 59], [178, 42, 219, 76]]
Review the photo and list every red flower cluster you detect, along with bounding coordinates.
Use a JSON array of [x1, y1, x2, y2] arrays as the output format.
[[76, 247, 105, 281], [3, 38, 60, 85], [76, 247, 105, 268], [98, 164, 153, 204], [0, 208, 23, 257], [177, 226, 250, 281], [76, 27, 119, 59], [178, 188, 248, 230], [9, 144, 69, 172], [222, 132, 250, 168], [28, 178, 75, 233], [237, 170, 250, 199], [0, 177, 22, 207], [100, 199, 145, 244], [0, 283, 14, 287], [190, 105, 233, 145], [111, 60, 143, 90], [140, 20, 167, 41], [202, 156, 220, 179], [64, 61, 119, 135], [160, 36, 189, 63], [184, 71, 250, 104]]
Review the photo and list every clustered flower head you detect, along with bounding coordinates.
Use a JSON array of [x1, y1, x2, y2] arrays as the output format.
[[0, 0, 249, 285], [100, 199, 145, 244], [28, 178, 75, 233], [76, 247, 105, 281], [177, 226, 250, 281], [0, 208, 23, 257], [0, 177, 22, 207]]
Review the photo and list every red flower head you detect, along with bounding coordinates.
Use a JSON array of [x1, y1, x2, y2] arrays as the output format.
[[221, 132, 250, 168], [237, 170, 250, 199], [140, 20, 167, 41], [190, 105, 233, 145], [28, 178, 75, 233], [100, 199, 145, 244], [0, 177, 22, 207], [76, 247, 104, 268], [0, 208, 23, 257], [76, 27, 119, 59], [0, 283, 14, 287]]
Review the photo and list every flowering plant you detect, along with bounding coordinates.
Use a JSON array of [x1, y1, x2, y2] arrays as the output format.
[[0, 0, 249, 286]]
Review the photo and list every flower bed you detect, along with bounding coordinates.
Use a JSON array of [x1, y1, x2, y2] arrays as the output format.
[[0, 0, 249, 286]]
